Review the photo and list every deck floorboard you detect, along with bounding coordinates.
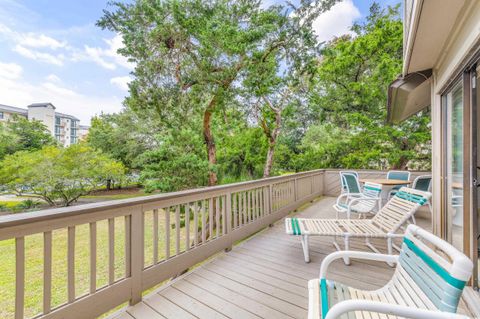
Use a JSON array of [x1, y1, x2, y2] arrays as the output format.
[[116, 197, 471, 318]]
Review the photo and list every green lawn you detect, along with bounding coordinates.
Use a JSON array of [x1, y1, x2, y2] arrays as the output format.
[[0, 209, 197, 318]]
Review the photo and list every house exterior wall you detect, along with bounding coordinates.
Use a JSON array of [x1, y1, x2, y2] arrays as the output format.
[[28, 105, 55, 135], [428, 1, 480, 237], [0, 104, 80, 147], [0, 110, 27, 122]]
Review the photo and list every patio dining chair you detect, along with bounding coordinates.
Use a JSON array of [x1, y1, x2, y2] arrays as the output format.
[[387, 170, 411, 198], [333, 181, 382, 219], [409, 175, 432, 224], [286, 187, 430, 263], [339, 171, 359, 194], [336, 172, 362, 209], [307, 224, 473, 319]]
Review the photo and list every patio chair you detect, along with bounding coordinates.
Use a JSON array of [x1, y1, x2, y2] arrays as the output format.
[[336, 172, 363, 211], [333, 182, 382, 219], [339, 171, 359, 194], [285, 187, 430, 264], [307, 224, 473, 319], [386, 170, 411, 198], [409, 175, 432, 224]]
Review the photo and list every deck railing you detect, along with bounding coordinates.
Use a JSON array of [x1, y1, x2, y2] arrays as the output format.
[[0, 169, 325, 319]]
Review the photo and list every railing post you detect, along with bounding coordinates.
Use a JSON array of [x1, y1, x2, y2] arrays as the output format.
[[129, 205, 144, 305]]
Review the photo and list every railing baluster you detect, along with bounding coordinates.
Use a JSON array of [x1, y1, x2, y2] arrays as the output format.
[[226, 193, 232, 235], [209, 198, 213, 240], [165, 207, 170, 259], [124, 215, 131, 278], [193, 202, 198, 246], [175, 205, 180, 255], [247, 191, 251, 222], [108, 218, 115, 284], [153, 209, 158, 264], [233, 193, 237, 229], [215, 197, 220, 238], [43, 231, 52, 314], [90, 222, 97, 293], [201, 201, 206, 244], [242, 192, 247, 224], [68, 226, 75, 303], [15, 237, 24, 319], [222, 196, 226, 235], [185, 203, 190, 251]]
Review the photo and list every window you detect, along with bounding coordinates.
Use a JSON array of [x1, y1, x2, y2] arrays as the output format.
[[0, 112, 3, 119], [70, 120, 78, 144]]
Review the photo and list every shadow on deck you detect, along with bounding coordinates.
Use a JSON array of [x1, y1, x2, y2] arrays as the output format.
[[111, 197, 468, 319]]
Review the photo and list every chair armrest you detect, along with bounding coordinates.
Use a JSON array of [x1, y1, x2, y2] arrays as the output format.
[[336, 193, 353, 205], [319, 251, 398, 278], [325, 300, 469, 319]]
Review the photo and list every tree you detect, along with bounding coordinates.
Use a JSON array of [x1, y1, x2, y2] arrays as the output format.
[[0, 144, 125, 207], [98, 0, 337, 186], [307, 3, 431, 170], [137, 129, 210, 192], [87, 110, 154, 169], [0, 116, 56, 160]]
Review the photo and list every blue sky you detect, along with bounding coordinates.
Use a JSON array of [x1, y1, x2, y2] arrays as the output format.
[[0, 0, 400, 125]]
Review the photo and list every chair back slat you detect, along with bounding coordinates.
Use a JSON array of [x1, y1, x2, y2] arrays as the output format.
[[396, 225, 473, 313], [371, 187, 430, 232]]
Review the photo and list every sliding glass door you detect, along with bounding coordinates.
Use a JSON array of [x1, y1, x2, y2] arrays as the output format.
[[445, 81, 464, 251]]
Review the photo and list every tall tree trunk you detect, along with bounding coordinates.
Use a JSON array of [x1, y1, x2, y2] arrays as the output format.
[[261, 96, 282, 178], [203, 102, 217, 186], [263, 142, 275, 177]]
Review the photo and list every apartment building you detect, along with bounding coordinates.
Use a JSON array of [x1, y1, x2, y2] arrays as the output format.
[[0, 102, 82, 147]]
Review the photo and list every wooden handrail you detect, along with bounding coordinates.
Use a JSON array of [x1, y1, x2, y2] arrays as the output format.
[[1, 169, 325, 319]]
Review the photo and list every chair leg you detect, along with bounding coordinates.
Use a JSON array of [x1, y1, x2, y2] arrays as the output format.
[[427, 201, 432, 214], [410, 214, 416, 225], [300, 235, 310, 263], [387, 237, 394, 267], [343, 236, 351, 265]]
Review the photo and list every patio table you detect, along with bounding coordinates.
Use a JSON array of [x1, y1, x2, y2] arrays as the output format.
[[359, 178, 412, 205]]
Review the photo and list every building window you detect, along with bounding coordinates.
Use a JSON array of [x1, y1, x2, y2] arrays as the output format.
[[70, 120, 78, 144], [0, 112, 3, 119]]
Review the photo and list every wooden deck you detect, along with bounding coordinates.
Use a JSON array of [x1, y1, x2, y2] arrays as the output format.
[[111, 197, 470, 319]]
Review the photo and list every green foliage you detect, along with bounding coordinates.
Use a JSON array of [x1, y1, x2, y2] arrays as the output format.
[[0, 116, 56, 160], [98, 0, 338, 186], [305, 3, 431, 170], [137, 129, 210, 192], [0, 144, 126, 206], [87, 110, 153, 169]]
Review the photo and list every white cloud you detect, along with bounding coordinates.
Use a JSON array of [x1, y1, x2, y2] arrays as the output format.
[[83, 45, 116, 70], [0, 61, 22, 80], [19, 33, 66, 49], [13, 44, 64, 66], [312, 0, 361, 43], [110, 76, 131, 91], [45, 74, 61, 82], [0, 59, 123, 124], [42, 82, 78, 97], [82, 34, 134, 70]]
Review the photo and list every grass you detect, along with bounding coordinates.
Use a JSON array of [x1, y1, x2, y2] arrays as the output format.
[[0, 209, 201, 318]]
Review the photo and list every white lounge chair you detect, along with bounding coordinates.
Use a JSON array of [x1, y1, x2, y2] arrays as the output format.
[[333, 181, 382, 219], [308, 224, 473, 319], [286, 187, 431, 263]]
